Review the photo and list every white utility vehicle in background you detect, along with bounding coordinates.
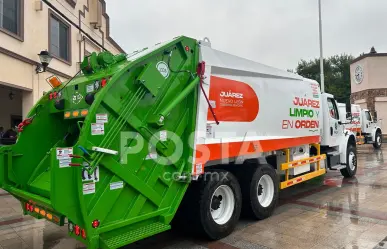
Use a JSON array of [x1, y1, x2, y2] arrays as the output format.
[[338, 103, 382, 149]]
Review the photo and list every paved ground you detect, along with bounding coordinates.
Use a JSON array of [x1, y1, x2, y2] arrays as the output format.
[[1, 145, 387, 249]]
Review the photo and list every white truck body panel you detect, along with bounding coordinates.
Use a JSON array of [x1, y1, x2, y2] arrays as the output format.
[[192, 42, 355, 174]]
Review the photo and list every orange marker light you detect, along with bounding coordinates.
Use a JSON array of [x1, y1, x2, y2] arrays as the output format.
[[47, 76, 62, 88], [73, 111, 79, 117], [81, 109, 88, 116], [53, 216, 60, 223], [40, 210, 46, 216], [46, 213, 53, 220], [34, 207, 40, 213], [64, 112, 71, 118]]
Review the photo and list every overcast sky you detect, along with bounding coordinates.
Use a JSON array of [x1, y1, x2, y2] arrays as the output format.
[[106, 0, 387, 71]]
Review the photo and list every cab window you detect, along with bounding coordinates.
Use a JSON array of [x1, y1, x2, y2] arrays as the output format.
[[365, 111, 372, 121], [327, 98, 339, 120]]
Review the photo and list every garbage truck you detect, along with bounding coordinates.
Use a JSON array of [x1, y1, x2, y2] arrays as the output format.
[[0, 36, 357, 249], [338, 103, 382, 148]]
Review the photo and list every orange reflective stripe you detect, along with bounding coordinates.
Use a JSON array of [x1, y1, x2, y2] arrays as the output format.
[[195, 135, 320, 171]]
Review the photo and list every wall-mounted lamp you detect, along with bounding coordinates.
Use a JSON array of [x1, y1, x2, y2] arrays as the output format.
[[36, 50, 52, 74]]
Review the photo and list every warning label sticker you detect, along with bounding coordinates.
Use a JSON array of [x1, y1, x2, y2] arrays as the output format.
[[83, 183, 95, 195], [96, 114, 108, 123], [110, 181, 124, 190], [82, 163, 99, 182], [56, 148, 73, 168], [59, 159, 71, 168], [91, 123, 104, 135], [56, 147, 73, 159], [195, 163, 203, 175], [86, 83, 94, 93]]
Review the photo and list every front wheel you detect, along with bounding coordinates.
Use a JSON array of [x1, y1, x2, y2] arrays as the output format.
[[340, 144, 357, 178], [373, 132, 382, 149]]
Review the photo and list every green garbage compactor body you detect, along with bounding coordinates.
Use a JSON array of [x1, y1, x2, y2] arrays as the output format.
[[0, 36, 200, 249]]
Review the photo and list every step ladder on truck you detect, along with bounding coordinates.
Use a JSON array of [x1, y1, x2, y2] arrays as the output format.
[[338, 103, 382, 148], [0, 36, 358, 249]]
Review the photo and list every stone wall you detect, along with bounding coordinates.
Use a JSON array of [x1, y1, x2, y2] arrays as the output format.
[[350, 88, 387, 113]]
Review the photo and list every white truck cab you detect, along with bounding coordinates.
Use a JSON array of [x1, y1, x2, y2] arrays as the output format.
[[318, 95, 357, 176], [338, 103, 382, 149]]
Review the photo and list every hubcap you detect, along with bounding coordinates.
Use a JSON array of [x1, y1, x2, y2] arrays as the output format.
[[349, 151, 356, 171], [257, 175, 274, 207], [210, 185, 235, 225]]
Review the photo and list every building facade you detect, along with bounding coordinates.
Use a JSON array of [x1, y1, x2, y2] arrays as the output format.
[[350, 47, 387, 136], [0, 0, 124, 131]]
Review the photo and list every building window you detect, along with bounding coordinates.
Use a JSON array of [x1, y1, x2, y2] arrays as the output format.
[[0, 0, 23, 39], [49, 12, 70, 63]]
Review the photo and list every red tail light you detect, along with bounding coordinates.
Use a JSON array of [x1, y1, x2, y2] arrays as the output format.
[[29, 205, 34, 212], [74, 225, 80, 236], [101, 78, 107, 87], [92, 220, 100, 228], [81, 229, 86, 239], [25, 203, 30, 211]]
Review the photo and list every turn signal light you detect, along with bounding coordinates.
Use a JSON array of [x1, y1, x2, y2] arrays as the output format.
[[64, 112, 71, 118], [34, 207, 40, 213], [46, 213, 53, 220], [40, 210, 46, 216], [72, 111, 79, 117], [53, 216, 60, 223], [47, 75, 62, 88], [81, 109, 88, 116]]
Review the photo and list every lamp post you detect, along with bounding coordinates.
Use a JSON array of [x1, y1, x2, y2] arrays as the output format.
[[36, 50, 52, 74], [318, 0, 324, 93]]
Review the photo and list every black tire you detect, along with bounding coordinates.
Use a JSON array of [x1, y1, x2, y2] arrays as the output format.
[[340, 143, 357, 178], [192, 169, 242, 240], [241, 164, 279, 220], [373, 131, 382, 149]]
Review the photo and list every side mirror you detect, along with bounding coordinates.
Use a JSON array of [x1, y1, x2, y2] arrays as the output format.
[[346, 112, 353, 122]]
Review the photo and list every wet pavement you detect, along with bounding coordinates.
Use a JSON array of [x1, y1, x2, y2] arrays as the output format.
[[1, 145, 387, 249]]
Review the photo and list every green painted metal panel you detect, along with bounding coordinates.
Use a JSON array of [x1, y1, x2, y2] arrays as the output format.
[[0, 36, 200, 249]]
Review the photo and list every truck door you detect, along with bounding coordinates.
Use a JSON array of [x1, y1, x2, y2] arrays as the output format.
[[327, 98, 343, 146], [363, 110, 373, 134]]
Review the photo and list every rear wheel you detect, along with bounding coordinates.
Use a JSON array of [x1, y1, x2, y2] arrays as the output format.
[[340, 144, 357, 178], [241, 164, 279, 220], [373, 131, 382, 149], [195, 169, 242, 240]]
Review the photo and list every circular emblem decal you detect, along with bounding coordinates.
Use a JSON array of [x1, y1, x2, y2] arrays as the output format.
[[72, 92, 83, 104], [156, 61, 170, 79]]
